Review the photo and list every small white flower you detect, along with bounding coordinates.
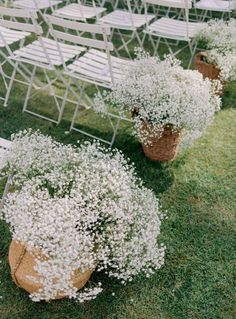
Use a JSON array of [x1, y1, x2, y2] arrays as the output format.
[[1, 131, 165, 302], [195, 19, 236, 81], [94, 52, 221, 146]]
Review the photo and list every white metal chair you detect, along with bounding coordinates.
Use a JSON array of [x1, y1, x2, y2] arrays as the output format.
[[0, 6, 35, 106], [98, 0, 155, 58], [46, 14, 133, 146], [144, 0, 206, 68], [52, 0, 106, 22], [0, 26, 30, 106], [193, 0, 236, 21], [2, 8, 86, 123]]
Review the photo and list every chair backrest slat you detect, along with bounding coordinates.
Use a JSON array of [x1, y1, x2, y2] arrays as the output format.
[[0, 7, 38, 19], [45, 14, 115, 82], [45, 14, 113, 51], [53, 30, 114, 51], [144, 0, 192, 9], [0, 19, 42, 33], [45, 14, 111, 35], [0, 7, 42, 34]]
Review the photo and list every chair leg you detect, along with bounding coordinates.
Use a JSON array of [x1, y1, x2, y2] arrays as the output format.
[[69, 81, 124, 147], [57, 76, 72, 124], [0, 63, 8, 91], [0, 175, 12, 213], [22, 67, 68, 124], [70, 82, 87, 131], [110, 117, 121, 147], [23, 65, 36, 113], [188, 41, 198, 69], [3, 61, 19, 107], [147, 33, 161, 56]]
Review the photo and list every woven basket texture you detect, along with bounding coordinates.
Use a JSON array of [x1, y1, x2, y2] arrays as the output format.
[[141, 123, 181, 162], [8, 240, 93, 300], [194, 52, 226, 96]]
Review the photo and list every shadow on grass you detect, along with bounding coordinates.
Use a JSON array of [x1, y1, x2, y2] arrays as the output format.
[[221, 81, 236, 110], [1, 185, 235, 319], [0, 102, 177, 196]]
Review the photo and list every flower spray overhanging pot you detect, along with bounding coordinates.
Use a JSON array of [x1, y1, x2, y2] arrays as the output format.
[[194, 52, 226, 96], [8, 240, 93, 300]]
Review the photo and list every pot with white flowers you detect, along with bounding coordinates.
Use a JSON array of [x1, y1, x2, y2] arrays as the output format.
[[95, 52, 221, 162], [0, 130, 165, 302], [194, 19, 236, 95]]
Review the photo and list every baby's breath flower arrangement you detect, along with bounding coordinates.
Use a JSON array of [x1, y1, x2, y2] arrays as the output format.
[[1, 131, 165, 302], [94, 52, 221, 160], [195, 19, 236, 81]]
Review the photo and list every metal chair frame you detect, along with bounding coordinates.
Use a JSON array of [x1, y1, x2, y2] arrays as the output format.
[[46, 14, 132, 146]]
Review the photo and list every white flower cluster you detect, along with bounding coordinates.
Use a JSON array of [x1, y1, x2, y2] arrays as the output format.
[[1, 129, 80, 195], [207, 50, 236, 82], [95, 52, 221, 145], [195, 19, 236, 81], [1, 131, 165, 302], [76, 285, 103, 303]]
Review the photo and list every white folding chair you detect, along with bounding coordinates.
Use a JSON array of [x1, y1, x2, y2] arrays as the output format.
[[52, 0, 106, 22], [12, 0, 63, 13], [0, 137, 12, 211], [0, 6, 36, 106], [2, 8, 86, 123], [0, 26, 30, 106], [46, 14, 133, 146], [98, 0, 155, 58], [144, 0, 206, 68], [193, 0, 236, 21]]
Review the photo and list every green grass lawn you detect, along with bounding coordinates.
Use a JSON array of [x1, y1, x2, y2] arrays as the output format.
[[0, 79, 236, 319], [0, 5, 236, 318]]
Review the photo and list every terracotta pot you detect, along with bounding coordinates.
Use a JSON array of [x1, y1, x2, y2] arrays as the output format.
[[194, 52, 226, 96], [141, 123, 181, 162], [8, 240, 93, 300]]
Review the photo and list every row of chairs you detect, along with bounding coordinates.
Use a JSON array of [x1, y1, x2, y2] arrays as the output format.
[[2, 0, 235, 21], [0, 2, 235, 145], [2, 1, 236, 17], [0, 7, 133, 145], [1, 1, 235, 59], [1, 1, 235, 60]]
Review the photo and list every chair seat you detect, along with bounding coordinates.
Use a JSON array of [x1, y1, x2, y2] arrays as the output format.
[[66, 48, 133, 88], [11, 38, 85, 69], [53, 3, 106, 20], [145, 18, 205, 40], [99, 10, 155, 30], [194, 0, 236, 12], [13, 0, 62, 10], [0, 26, 30, 48]]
